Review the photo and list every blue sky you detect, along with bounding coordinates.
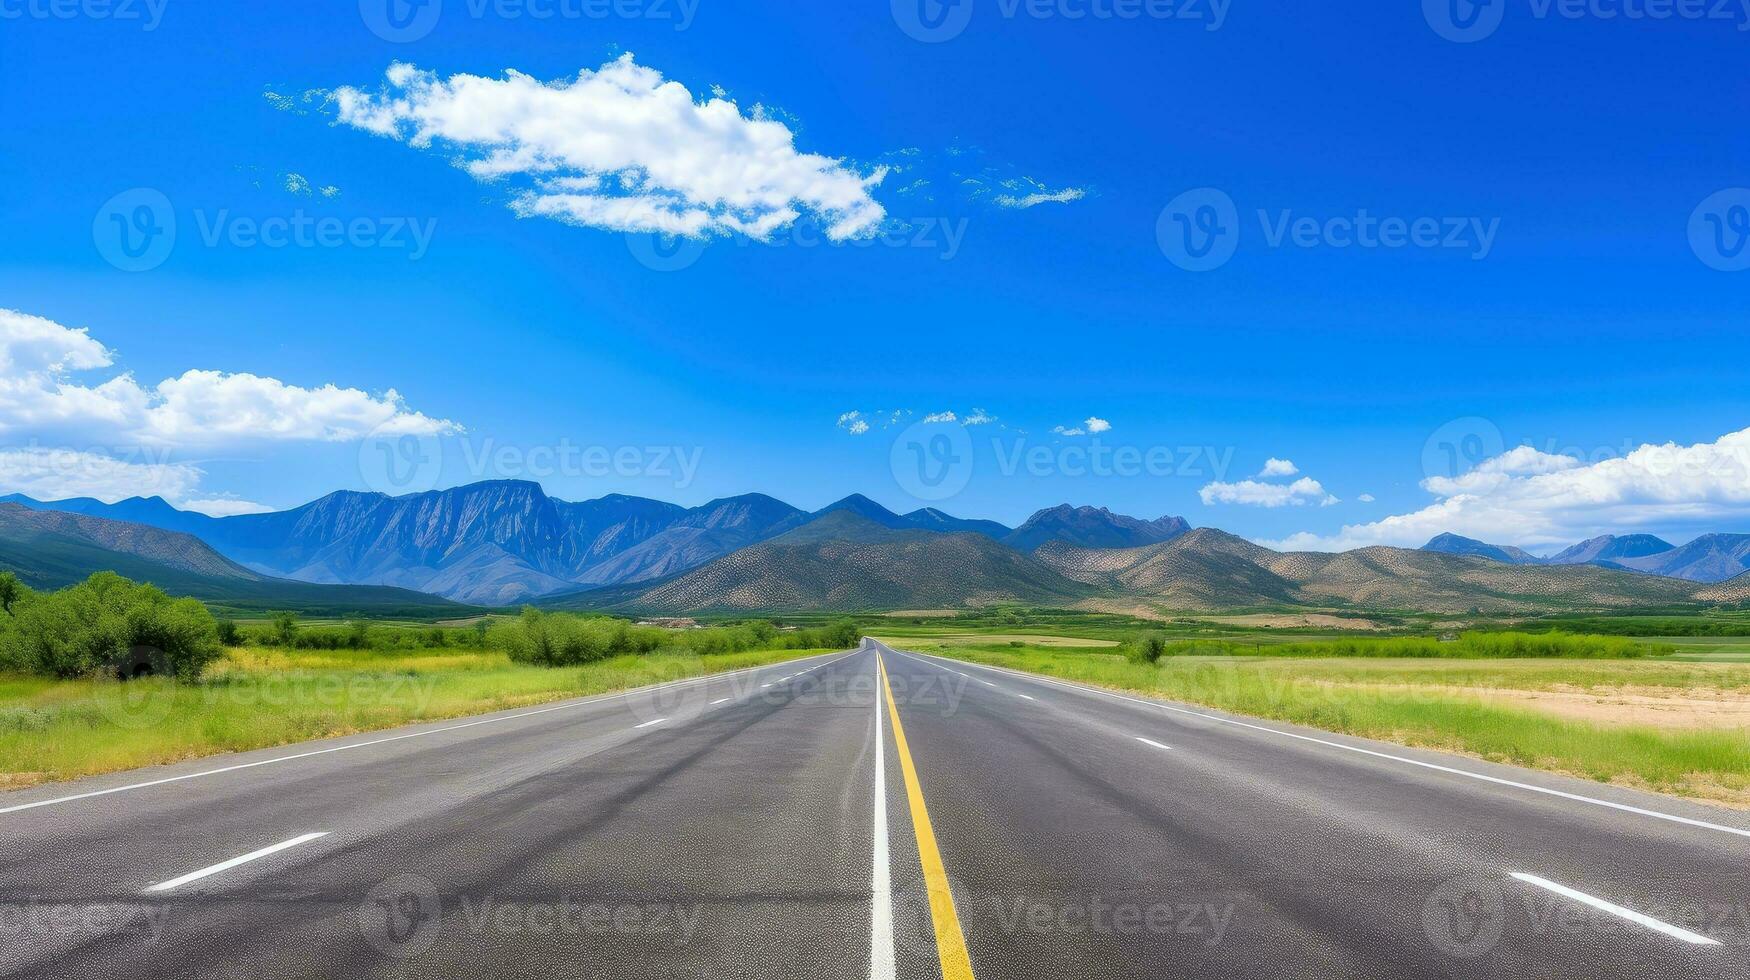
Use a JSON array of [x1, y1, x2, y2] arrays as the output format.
[[3, 1, 1749, 551]]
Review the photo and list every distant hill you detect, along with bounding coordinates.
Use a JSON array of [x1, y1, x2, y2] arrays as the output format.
[[1546, 534, 1675, 565], [1, 493, 222, 538], [0, 503, 258, 582], [1036, 529, 1298, 608], [903, 507, 1012, 539], [571, 494, 806, 585], [1615, 533, 1750, 583], [812, 493, 912, 530], [1041, 528, 1704, 614], [1004, 504, 1190, 552], [560, 511, 1089, 613], [1421, 533, 1544, 565], [0, 504, 471, 617], [1420, 529, 1750, 584], [1697, 569, 1750, 605]]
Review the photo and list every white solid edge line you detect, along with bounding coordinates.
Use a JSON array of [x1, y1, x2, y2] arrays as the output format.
[[633, 718, 667, 729], [1136, 737, 1172, 751], [709, 698, 732, 706], [1015, 693, 1036, 701], [145, 832, 330, 893], [870, 651, 896, 980], [892, 649, 1750, 842], [0, 649, 858, 817], [1510, 873, 1722, 946]]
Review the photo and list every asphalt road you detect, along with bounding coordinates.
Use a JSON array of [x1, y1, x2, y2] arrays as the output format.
[[0, 639, 1745, 978]]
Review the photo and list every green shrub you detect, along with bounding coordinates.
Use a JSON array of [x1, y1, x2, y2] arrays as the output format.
[[1123, 631, 1171, 665], [0, 572, 222, 679], [493, 611, 862, 667]]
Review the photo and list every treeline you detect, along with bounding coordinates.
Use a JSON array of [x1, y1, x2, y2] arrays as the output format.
[[0, 572, 862, 680], [0, 572, 223, 679], [494, 610, 860, 667], [1529, 617, 1750, 637], [1123, 630, 1672, 664], [220, 614, 491, 652]]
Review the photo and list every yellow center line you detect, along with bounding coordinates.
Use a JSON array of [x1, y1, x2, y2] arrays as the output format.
[[878, 651, 977, 980]]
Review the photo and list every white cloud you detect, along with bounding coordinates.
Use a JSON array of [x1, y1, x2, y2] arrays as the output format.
[[1266, 426, 1750, 552], [836, 411, 872, 435], [1358, 493, 1376, 503], [0, 448, 273, 514], [332, 55, 887, 241], [1258, 457, 1299, 477], [963, 408, 996, 426], [284, 173, 313, 196], [848, 419, 870, 435], [1201, 477, 1339, 508], [1054, 416, 1110, 438], [0, 308, 458, 446], [0, 447, 203, 504], [921, 411, 957, 423], [0, 308, 112, 375], [181, 497, 274, 517], [994, 187, 1086, 209]]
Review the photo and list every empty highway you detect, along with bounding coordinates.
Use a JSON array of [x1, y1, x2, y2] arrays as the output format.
[[0, 639, 1744, 978]]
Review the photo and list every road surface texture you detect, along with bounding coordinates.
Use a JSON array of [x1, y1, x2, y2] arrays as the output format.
[[0, 639, 1744, 978]]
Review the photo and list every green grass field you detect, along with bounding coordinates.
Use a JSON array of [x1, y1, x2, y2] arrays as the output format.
[[880, 634, 1750, 809], [0, 644, 831, 790]]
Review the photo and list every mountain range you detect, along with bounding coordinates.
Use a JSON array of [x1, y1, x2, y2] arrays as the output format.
[[5, 482, 1749, 615], [0, 503, 471, 617], [1420, 532, 1750, 583], [0, 487, 1197, 604]]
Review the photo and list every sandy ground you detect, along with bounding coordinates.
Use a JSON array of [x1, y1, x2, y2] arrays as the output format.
[[1478, 685, 1750, 729], [902, 634, 1120, 648], [1332, 681, 1750, 729]]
